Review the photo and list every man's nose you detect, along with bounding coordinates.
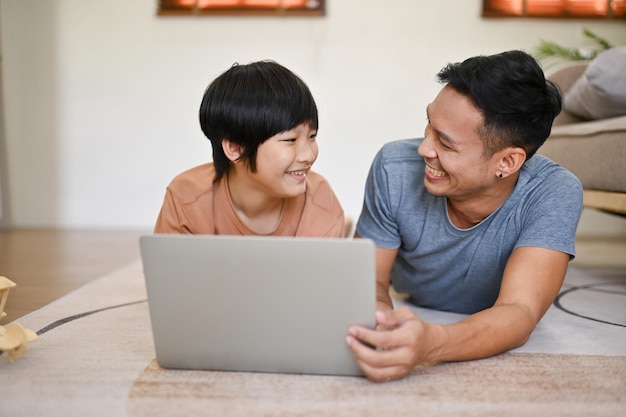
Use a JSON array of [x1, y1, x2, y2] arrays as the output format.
[[418, 135, 436, 159]]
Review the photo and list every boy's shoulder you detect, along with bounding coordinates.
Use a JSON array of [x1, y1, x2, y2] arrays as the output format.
[[167, 163, 217, 204], [305, 170, 332, 194], [305, 170, 342, 212]]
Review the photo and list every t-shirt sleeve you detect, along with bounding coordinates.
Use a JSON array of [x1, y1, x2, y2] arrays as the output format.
[[514, 170, 583, 258], [153, 164, 217, 235], [153, 188, 189, 234], [356, 148, 401, 249]]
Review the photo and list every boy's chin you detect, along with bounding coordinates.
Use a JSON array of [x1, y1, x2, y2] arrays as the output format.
[[283, 183, 307, 198]]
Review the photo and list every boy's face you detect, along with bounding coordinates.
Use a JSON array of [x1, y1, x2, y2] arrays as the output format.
[[249, 123, 319, 198]]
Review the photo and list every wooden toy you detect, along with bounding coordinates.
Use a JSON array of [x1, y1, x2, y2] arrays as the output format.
[[0, 276, 37, 362]]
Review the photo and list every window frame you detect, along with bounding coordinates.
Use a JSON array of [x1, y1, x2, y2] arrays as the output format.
[[157, 0, 326, 17], [482, 0, 626, 19]]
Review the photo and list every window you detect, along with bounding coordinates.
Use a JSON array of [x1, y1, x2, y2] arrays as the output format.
[[157, 0, 325, 16], [482, 0, 626, 18]]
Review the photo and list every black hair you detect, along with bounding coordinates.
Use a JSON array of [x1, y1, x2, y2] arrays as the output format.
[[437, 50, 562, 160], [199, 60, 318, 181]]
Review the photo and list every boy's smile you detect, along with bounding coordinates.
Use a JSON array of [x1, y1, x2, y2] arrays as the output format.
[[287, 169, 308, 182]]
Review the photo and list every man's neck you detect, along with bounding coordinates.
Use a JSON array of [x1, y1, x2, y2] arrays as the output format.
[[446, 178, 517, 229]]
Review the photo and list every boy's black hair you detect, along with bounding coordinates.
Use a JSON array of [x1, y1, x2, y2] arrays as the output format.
[[437, 50, 562, 160], [199, 60, 318, 181]]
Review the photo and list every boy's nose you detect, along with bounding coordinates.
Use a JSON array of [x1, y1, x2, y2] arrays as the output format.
[[298, 140, 317, 163]]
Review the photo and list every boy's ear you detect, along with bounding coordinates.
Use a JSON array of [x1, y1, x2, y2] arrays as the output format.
[[222, 139, 242, 162]]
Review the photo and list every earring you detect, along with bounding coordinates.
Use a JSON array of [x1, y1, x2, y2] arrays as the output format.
[[498, 172, 503, 178]]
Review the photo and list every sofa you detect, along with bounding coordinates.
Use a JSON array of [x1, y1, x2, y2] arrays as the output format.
[[539, 47, 626, 216]]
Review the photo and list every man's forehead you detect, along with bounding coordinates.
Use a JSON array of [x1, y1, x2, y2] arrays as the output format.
[[426, 87, 486, 146], [428, 87, 484, 121]]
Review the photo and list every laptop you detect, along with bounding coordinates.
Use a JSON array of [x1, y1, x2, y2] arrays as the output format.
[[139, 234, 377, 377]]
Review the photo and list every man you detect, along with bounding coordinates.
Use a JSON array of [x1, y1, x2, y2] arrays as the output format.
[[345, 50, 583, 382]]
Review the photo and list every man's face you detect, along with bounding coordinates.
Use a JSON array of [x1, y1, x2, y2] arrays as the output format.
[[418, 85, 498, 202]]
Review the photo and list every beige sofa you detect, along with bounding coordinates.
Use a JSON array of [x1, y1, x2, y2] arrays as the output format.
[[539, 60, 626, 216]]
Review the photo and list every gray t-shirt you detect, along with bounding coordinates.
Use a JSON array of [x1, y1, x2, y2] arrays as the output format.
[[356, 138, 583, 314]]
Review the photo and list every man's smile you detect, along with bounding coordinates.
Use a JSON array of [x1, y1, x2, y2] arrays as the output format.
[[425, 164, 448, 178]]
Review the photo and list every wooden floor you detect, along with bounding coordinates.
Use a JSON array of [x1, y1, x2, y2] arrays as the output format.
[[0, 228, 148, 324]]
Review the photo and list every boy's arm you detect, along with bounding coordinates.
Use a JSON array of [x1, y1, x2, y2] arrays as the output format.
[[154, 189, 185, 234]]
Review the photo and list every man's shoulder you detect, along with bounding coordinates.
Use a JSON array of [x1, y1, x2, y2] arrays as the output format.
[[523, 155, 582, 190], [512, 155, 583, 217], [372, 139, 426, 182], [166, 163, 217, 204]]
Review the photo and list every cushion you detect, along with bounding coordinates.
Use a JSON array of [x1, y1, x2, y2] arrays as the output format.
[[549, 114, 626, 138], [563, 46, 626, 120]]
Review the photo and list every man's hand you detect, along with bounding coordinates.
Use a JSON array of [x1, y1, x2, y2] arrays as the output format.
[[345, 307, 441, 382]]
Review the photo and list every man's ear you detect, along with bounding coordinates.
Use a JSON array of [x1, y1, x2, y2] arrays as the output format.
[[222, 139, 242, 163], [497, 147, 526, 178]]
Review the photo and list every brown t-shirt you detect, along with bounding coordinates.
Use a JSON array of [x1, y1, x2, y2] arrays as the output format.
[[154, 163, 345, 238]]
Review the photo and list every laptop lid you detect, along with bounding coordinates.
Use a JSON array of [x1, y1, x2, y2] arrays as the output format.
[[139, 234, 376, 377]]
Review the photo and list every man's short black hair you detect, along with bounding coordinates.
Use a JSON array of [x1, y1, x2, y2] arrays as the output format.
[[199, 60, 318, 181], [437, 50, 562, 160]]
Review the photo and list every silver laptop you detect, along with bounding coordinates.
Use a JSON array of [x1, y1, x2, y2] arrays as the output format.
[[139, 234, 376, 377]]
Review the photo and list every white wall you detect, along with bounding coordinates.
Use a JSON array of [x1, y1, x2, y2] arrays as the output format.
[[1, 0, 625, 231]]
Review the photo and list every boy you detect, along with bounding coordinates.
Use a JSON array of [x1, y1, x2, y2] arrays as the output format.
[[155, 61, 344, 237]]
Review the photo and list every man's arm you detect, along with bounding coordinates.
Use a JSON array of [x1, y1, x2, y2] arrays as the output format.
[[346, 246, 569, 382], [432, 246, 569, 359], [353, 233, 398, 312], [372, 244, 398, 312]]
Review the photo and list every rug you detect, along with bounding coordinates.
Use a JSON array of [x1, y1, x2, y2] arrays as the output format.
[[127, 354, 624, 417], [1, 261, 624, 417]]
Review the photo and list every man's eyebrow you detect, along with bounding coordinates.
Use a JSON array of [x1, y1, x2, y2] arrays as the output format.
[[425, 105, 458, 146], [439, 130, 458, 145]]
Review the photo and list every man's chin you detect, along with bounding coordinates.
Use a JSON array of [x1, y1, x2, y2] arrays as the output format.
[[423, 180, 447, 197]]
